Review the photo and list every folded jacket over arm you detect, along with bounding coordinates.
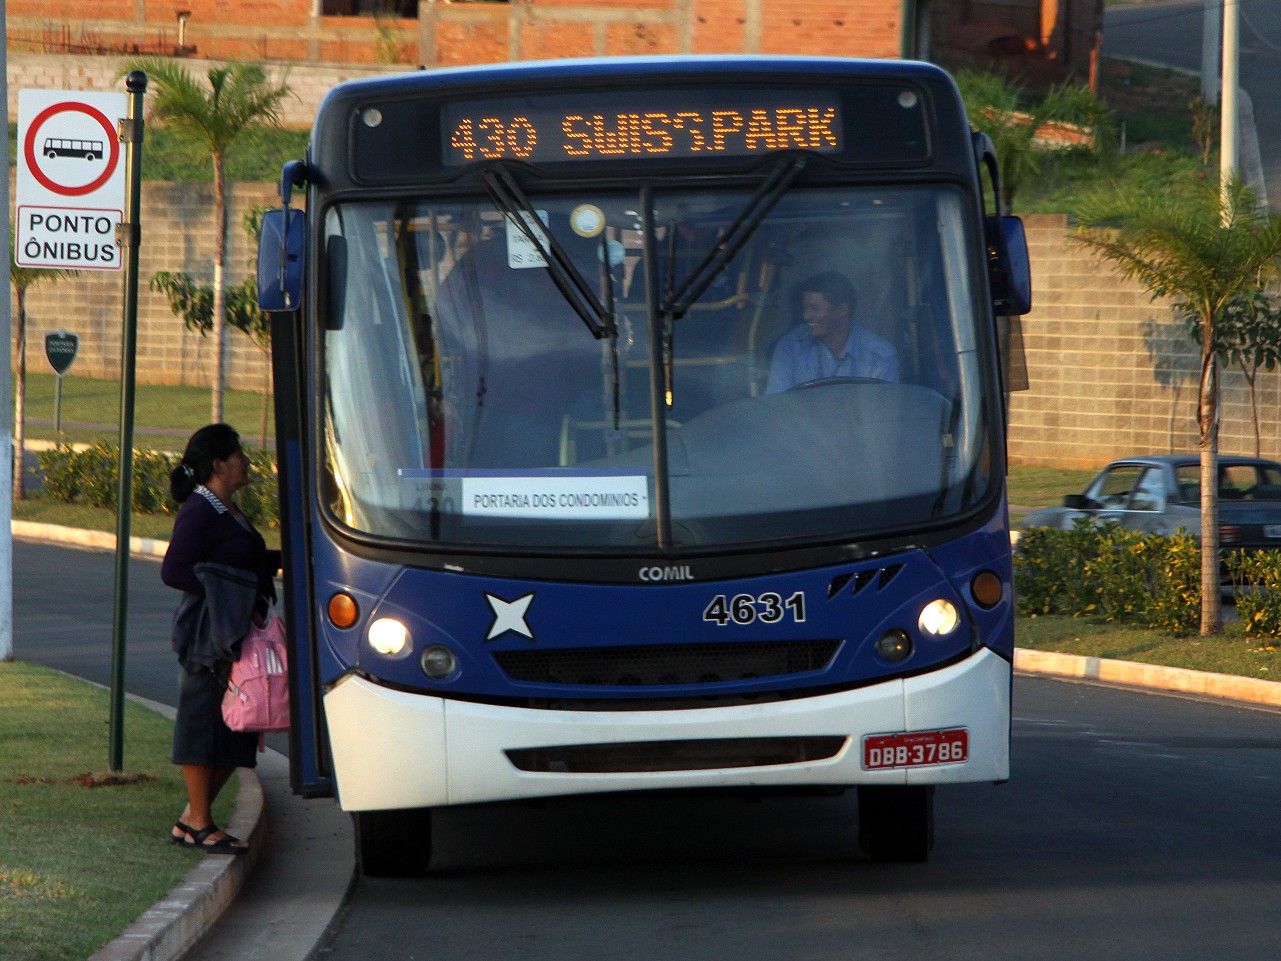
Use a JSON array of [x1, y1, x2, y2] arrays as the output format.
[[171, 562, 261, 673]]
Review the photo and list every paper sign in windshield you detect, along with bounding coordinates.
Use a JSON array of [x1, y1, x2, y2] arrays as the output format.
[[462, 474, 649, 519], [505, 209, 550, 269]]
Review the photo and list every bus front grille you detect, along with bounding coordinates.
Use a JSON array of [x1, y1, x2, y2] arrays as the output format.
[[505, 736, 848, 774], [491, 640, 841, 687]]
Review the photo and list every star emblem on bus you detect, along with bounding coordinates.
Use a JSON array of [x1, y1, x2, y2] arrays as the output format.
[[485, 592, 535, 641]]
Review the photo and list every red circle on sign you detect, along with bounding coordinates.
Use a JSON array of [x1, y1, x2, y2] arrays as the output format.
[[23, 102, 120, 197]]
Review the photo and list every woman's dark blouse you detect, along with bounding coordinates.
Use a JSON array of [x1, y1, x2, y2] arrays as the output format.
[[161, 487, 280, 603]]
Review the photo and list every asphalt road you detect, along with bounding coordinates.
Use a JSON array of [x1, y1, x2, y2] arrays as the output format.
[[315, 677, 1281, 961], [16, 541, 1281, 961], [15, 539, 177, 704], [1104, 0, 1281, 208]]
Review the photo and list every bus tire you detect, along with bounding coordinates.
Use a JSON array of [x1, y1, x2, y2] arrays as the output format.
[[352, 807, 433, 877], [857, 785, 934, 863]]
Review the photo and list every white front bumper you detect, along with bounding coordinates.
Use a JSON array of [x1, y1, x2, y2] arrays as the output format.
[[324, 648, 1011, 811]]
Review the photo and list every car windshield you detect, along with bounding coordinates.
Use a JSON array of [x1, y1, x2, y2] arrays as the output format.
[[320, 184, 998, 551]]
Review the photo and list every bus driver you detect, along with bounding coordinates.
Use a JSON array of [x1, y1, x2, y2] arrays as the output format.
[[765, 270, 900, 393]]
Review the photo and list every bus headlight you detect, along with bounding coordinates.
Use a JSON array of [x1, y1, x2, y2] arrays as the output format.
[[918, 599, 960, 636], [368, 617, 410, 656]]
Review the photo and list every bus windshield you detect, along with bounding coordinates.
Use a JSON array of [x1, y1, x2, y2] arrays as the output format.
[[321, 183, 995, 551]]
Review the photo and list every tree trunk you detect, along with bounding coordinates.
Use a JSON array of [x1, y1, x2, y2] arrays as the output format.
[[1198, 345, 1221, 635], [211, 152, 228, 424], [13, 288, 26, 501], [259, 359, 272, 450], [1243, 365, 1261, 457]]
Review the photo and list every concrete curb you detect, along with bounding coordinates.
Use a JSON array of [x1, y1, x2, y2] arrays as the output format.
[[1014, 647, 1281, 709], [87, 772, 266, 961], [12, 520, 170, 558]]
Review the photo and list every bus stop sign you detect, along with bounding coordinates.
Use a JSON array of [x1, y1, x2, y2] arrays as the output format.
[[15, 89, 127, 271], [45, 330, 79, 376]]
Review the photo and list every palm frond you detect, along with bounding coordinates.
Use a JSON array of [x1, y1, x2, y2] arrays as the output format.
[[123, 57, 292, 154]]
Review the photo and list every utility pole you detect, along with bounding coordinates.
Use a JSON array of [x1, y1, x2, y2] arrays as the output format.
[[1220, 0, 1239, 219], [0, 0, 14, 664], [1202, 0, 1221, 105]]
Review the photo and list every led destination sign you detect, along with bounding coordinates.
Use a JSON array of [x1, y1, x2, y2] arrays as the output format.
[[441, 90, 844, 165]]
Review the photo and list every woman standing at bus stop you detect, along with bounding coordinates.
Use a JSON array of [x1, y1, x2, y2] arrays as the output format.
[[161, 423, 280, 855]]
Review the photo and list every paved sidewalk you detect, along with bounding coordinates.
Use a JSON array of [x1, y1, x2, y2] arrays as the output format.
[[178, 750, 352, 961]]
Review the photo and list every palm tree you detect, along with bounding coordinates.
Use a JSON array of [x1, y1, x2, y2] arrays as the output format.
[[1075, 177, 1281, 635], [151, 207, 276, 447], [125, 58, 291, 422], [9, 237, 72, 500]]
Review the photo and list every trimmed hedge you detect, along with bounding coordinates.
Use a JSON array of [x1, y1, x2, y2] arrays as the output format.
[[36, 442, 279, 528], [1226, 552, 1281, 636], [1014, 520, 1199, 635], [1016, 519, 1281, 636]]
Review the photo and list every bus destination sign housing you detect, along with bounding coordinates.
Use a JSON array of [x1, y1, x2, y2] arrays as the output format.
[[349, 78, 931, 183]]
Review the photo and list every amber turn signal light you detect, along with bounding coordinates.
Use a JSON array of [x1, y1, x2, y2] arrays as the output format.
[[328, 592, 359, 629], [970, 571, 1002, 608]]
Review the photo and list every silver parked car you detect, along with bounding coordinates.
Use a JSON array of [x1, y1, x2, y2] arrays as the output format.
[[1019, 455, 1281, 553]]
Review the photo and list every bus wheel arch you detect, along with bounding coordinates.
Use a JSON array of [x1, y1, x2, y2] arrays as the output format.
[[857, 785, 935, 863], [352, 807, 434, 877]]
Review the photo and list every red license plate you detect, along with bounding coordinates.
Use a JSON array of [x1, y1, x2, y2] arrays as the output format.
[[863, 728, 968, 770]]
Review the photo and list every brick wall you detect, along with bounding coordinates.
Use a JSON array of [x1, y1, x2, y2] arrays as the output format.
[[6, 52, 403, 129], [8, 0, 904, 66], [1008, 214, 1281, 469]]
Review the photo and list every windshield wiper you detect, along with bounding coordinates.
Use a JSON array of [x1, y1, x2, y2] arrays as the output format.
[[662, 156, 807, 319], [481, 166, 615, 340]]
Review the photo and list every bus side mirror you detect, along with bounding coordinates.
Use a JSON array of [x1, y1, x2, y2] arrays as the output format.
[[987, 215, 1032, 316], [257, 208, 305, 313]]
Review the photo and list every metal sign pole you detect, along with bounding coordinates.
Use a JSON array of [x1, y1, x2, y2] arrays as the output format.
[[54, 374, 62, 434], [107, 71, 146, 773]]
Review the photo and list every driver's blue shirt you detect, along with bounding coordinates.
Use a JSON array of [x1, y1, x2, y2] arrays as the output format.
[[765, 323, 900, 394]]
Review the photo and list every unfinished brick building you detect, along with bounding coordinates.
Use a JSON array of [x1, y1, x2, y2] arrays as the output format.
[[9, 1, 1101, 88]]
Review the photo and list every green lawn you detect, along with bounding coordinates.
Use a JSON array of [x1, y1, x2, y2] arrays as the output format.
[[1017, 613, 1281, 681], [0, 662, 236, 961], [17, 371, 272, 449], [13, 498, 190, 543], [1007, 465, 1098, 511]]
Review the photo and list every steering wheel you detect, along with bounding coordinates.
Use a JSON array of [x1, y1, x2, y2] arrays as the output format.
[[788, 376, 887, 390]]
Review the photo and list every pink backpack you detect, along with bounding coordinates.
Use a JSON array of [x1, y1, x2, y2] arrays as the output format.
[[222, 615, 290, 733]]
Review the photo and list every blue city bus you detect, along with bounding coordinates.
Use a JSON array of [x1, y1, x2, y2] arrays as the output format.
[[257, 55, 1032, 876]]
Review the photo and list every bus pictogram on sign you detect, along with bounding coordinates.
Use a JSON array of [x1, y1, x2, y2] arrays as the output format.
[[43, 138, 106, 161]]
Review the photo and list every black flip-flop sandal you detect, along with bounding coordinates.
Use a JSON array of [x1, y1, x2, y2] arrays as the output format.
[[189, 824, 248, 856], [170, 821, 198, 847]]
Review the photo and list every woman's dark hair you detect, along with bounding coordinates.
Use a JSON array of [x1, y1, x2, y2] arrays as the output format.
[[170, 423, 242, 502]]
